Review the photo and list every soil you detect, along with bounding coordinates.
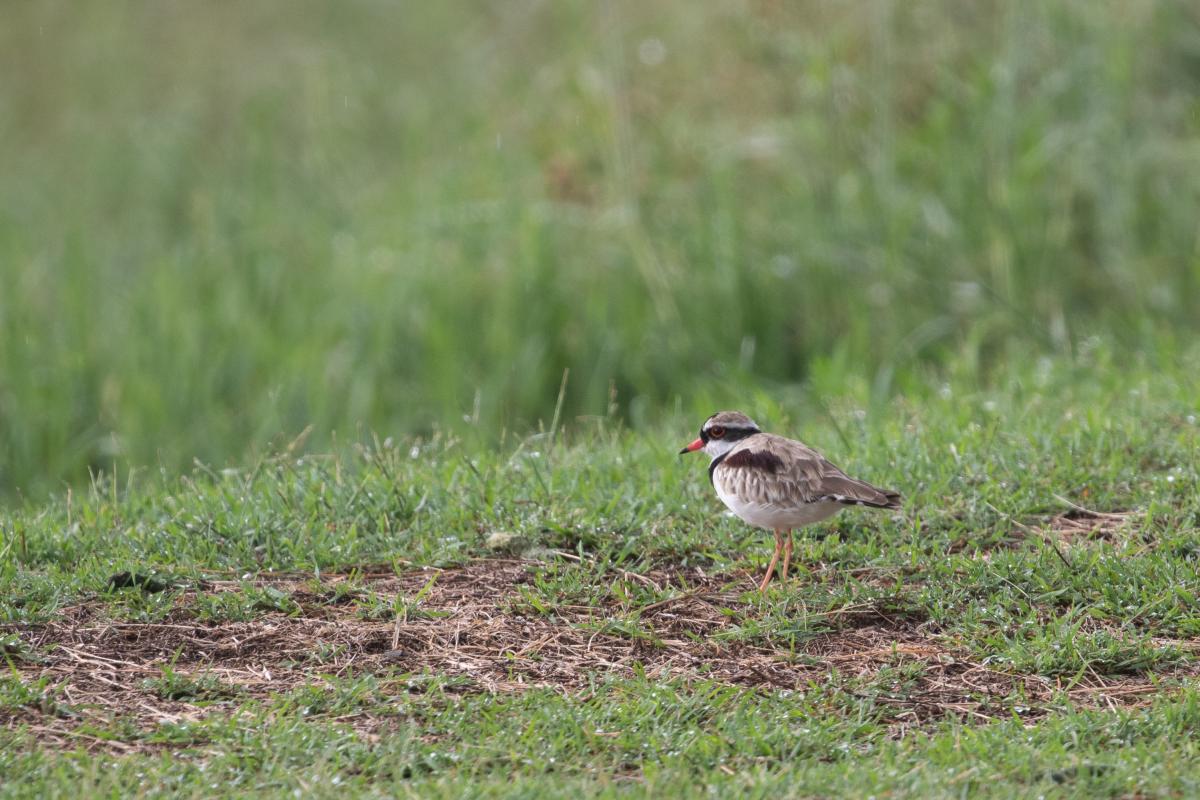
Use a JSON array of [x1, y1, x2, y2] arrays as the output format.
[[2, 558, 1191, 751]]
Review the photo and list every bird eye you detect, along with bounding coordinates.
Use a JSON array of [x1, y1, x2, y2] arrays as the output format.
[[709, 426, 726, 439]]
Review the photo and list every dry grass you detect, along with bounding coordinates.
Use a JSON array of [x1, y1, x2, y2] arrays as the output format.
[[1047, 508, 1139, 545], [3, 559, 1194, 752]]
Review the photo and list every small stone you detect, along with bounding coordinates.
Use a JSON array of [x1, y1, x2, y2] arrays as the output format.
[[485, 532, 523, 551]]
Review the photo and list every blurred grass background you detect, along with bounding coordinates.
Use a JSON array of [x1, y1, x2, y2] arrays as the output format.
[[1, 0, 1198, 494]]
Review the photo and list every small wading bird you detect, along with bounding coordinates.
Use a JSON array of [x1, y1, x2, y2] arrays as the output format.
[[680, 411, 901, 592]]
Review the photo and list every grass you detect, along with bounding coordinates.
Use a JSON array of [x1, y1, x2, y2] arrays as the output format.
[[7, 680, 1200, 798], [2, 351, 1200, 796], [3, 0, 1200, 795], [2, 1, 1200, 493]]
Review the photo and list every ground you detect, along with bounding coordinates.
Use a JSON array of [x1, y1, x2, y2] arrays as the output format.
[[3, 356, 1200, 797], [18, 543, 1188, 750]]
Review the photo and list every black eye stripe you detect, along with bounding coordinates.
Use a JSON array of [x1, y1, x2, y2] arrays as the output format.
[[702, 425, 757, 441]]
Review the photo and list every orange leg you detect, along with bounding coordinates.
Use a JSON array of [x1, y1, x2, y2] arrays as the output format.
[[758, 530, 785, 593], [780, 530, 794, 581]]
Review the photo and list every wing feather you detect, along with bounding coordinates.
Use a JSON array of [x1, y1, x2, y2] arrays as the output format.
[[714, 433, 900, 510]]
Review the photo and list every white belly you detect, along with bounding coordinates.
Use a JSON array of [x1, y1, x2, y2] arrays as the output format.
[[714, 482, 843, 530]]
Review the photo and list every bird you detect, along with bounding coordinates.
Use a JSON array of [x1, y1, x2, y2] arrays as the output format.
[[680, 410, 901, 593]]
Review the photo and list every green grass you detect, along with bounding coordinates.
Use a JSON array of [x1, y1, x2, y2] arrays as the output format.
[[2, 1, 1200, 493], [6, 680, 1200, 798], [4, 1, 1200, 795], [2, 352, 1200, 796]]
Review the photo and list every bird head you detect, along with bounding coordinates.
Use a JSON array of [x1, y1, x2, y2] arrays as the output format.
[[679, 411, 761, 459]]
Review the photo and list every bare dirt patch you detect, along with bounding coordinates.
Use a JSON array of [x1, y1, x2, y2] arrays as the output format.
[[1, 559, 1191, 750]]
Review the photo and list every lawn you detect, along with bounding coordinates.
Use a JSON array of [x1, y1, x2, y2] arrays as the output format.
[[3, 1, 1200, 797], [3, 351, 1200, 797]]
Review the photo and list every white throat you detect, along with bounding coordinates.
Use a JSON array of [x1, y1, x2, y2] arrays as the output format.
[[704, 438, 737, 460]]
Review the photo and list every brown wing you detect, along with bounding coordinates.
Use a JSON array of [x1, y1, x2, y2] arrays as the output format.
[[716, 433, 901, 510]]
